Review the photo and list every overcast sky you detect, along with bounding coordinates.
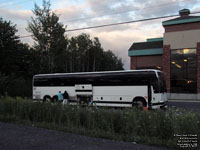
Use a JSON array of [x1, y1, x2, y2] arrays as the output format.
[[0, 0, 200, 69]]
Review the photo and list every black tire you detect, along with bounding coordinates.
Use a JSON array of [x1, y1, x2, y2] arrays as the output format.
[[43, 96, 51, 103], [52, 95, 58, 102], [135, 100, 144, 109], [132, 98, 146, 110]]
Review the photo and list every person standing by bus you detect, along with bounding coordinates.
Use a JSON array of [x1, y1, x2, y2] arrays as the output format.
[[58, 91, 63, 103], [63, 91, 69, 105]]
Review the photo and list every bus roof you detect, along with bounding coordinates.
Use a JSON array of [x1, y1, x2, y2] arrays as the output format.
[[33, 69, 161, 78]]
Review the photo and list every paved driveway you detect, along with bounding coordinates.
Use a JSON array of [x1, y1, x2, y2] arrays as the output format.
[[0, 122, 168, 150]]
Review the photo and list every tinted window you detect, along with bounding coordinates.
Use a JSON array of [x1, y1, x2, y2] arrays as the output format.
[[158, 72, 167, 93], [171, 49, 197, 93], [33, 71, 157, 87]]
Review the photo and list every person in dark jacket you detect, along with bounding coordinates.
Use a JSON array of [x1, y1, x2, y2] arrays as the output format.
[[63, 91, 69, 105]]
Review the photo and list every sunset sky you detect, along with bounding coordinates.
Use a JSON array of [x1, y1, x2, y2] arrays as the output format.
[[1, 0, 200, 69]]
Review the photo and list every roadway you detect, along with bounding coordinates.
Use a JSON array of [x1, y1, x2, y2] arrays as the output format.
[[0, 122, 167, 150], [168, 100, 200, 113]]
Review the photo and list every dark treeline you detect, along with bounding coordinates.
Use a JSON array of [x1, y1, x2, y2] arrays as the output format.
[[0, 0, 124, 97]]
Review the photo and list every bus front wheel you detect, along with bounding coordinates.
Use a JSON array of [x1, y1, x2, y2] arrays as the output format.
[[135, 101, 144, 109], [132, 98, 146, 109]]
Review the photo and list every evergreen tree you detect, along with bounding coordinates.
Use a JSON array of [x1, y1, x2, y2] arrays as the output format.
[[0, 17, 20, 75], [0, 18, 32, 97]]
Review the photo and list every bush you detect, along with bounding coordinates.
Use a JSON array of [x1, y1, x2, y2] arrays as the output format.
[[0, 74, 32, 98], [0, 97, 199, 149]]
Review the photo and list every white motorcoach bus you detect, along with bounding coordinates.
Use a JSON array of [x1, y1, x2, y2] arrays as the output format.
[[32, 70, 167, 109]]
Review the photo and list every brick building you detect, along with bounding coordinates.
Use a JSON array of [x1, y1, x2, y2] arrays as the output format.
[[128, 9, 200, 100]]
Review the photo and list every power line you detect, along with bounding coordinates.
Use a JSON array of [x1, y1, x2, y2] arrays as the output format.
[[0, 0, 33, 8], [15, 0, 196, 31], [65, 0, 194, 23], [19, 11, 200, 38], [17, 0, 194, 30], [65, 11, 200, 32]]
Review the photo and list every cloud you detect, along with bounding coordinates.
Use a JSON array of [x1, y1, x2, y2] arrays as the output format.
[[84, 23, 164, 69], [0, 8, 33, 42], [0, 8, 32, 21], [87, 0, 117, 15], [85, 0, 200, 23], [1, 0, 200, 70], [60, 0, 200, 69], [56, 5, 87, 21], [133, 0, 200, 18], [64, 0, 200, 33]]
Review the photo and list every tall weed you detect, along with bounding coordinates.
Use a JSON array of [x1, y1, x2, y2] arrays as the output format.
[[0, 97, 199, 149]]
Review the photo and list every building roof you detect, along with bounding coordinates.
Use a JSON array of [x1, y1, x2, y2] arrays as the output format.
[[128, 40, 163, 51], [128, 38, 163, 56], [163, 16, 200, 26], [162, 9, 200, 26]]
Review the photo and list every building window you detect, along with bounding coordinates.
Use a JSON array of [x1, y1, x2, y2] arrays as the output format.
[[170, 48, 197, 93]]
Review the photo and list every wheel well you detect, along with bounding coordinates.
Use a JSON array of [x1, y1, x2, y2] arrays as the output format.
[[132, 97, 147, 107]]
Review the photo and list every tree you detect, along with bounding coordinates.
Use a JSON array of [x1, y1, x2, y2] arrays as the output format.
[[67, 33, 124, 72], [75, 33, 93, 72], [101, 50, 124, 71], [27, 1, 123, 73], [0, 18, 32, 97], [0, 17, 20, 75], [27, 0, 67, 73]]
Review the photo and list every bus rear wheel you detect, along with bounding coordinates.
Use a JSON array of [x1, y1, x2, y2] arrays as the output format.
[[43, 95, 51, 103], [52, 95, 58, 103]]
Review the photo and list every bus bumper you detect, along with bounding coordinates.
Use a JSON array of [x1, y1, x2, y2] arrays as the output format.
[[151, 101, 168, 109]]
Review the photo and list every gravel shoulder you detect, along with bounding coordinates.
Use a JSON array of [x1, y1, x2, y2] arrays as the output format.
[[0, 122, 168, 150]]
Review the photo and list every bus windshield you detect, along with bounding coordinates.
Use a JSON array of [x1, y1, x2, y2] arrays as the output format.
[[158, 72, 167, 93], [151, 72, 166, 93]]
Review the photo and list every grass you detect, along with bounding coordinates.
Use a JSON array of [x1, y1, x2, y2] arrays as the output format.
[[0, 97, 199, 149]]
